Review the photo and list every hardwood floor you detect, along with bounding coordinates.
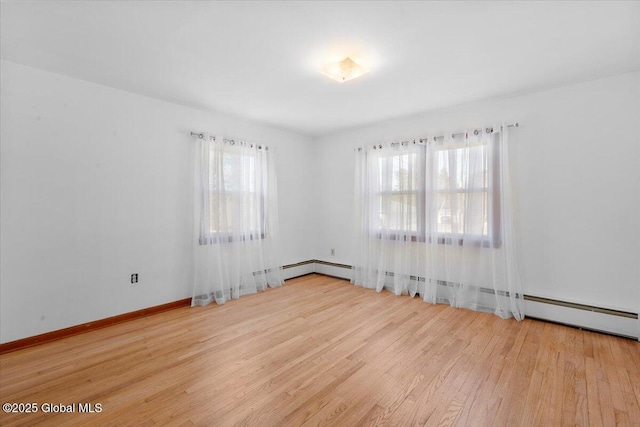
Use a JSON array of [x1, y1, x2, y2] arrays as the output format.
[[1, 274, 639, 426]]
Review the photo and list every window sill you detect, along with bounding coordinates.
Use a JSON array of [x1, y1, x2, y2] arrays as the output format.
[[430, 234, 501, 248], [199, 233, 267, 245], [373, 232, 425, 242], [371, 232, 502, 248]]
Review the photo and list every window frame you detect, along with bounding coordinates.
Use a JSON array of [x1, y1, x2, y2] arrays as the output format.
[[369, 135, 502, 248], [199, 145, 268, 245], [427, 135, 502, 248], [372, 148, 427, 242]]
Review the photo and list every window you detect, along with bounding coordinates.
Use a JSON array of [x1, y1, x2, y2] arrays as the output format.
[[368, 133, 501, 247], [201, 144, 267, 244], [192, 135, 283, 306], [373, 147, 425, 241], [429, 134, 501, 247]]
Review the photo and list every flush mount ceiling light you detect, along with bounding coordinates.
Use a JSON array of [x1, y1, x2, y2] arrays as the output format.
[[323, 57, 370, 83]]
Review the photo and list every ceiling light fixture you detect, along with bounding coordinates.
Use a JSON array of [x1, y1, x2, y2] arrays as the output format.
[[323, 57, 370, 83]]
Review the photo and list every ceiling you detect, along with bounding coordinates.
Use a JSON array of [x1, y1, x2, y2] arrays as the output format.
[[2, 1, 639, 137]]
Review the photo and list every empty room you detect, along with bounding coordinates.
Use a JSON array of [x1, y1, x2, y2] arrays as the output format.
[[1, 1, 639, 426]]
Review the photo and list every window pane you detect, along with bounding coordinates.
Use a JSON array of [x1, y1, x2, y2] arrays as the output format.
[[210, 193, 234, 233], [436, 145, 488, 190], [241, 192, 260, 232], [222, 153, 235, 191], [436, 151, 451, 190], [460, 192, 488, 235], [210, 192, 264, 234], [378, 193, 418, 232], [459, 145, 487, 189], [436, 193, 452, 234], [379, 152, 418, 192], [247, 156, 256, 192], [436, 191, 488, 236]]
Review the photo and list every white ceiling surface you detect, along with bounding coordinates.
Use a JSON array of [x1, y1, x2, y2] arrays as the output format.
[[2, 1, 639, 137]]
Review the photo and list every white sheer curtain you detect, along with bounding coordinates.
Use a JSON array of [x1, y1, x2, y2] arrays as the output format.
[[353, 125, 524, 320], [191, 134, 283, 306], [353, 143, 426, 296]]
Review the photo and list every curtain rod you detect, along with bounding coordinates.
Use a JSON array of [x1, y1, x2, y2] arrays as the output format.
[[190, 132, 234, 144], [190, 132, 269, 150], [421, 122, 518, 142], [355, 122, 519, 151]]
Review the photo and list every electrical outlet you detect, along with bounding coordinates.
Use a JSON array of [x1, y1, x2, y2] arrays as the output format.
[[131, 274, 138, 284], [331, 248, 335, 256]]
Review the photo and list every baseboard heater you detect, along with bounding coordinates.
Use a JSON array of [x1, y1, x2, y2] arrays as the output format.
[[287, 259, 638, 340]]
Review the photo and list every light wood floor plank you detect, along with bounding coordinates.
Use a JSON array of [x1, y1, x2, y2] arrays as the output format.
[[1, 274, 638, 426]]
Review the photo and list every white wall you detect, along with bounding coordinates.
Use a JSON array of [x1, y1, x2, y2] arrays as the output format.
[[314, 72, 640, 319], [0, 60, 316, 343], [2, 60, 638, 343]]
